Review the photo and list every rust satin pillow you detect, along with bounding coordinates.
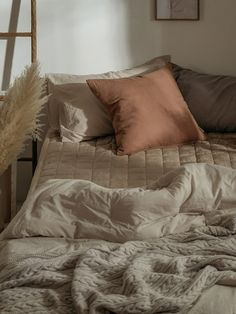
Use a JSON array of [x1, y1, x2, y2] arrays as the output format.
[[87, 67, 206, 155]]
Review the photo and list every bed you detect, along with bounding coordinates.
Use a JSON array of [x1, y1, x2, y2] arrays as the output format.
[[1, 58, 236, 313]]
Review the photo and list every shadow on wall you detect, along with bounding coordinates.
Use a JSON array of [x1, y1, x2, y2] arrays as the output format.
[[151, 0, 236, 76], [125, 0, 236, 76], [124, 0, 164, 68], [111, 0, 163, 69]]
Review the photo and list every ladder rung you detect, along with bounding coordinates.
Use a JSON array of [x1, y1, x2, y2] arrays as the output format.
[[0, 32, 32, 38], [18, 157, 33, 162]]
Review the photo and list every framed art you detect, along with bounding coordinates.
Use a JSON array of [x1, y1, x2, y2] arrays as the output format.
[[156, 0, 200, 21]]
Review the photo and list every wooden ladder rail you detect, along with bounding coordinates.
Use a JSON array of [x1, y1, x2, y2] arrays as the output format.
[[0, 0, 38, 174]]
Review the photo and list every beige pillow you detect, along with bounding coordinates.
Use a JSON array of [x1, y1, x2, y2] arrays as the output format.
[[47, 55, 171, 85], [50, 83, 113, 141], [47, 55, 171, 135], [87, 67, 206, 155]]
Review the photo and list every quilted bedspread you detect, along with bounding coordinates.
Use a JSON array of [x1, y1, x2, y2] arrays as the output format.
[[34, 132, 236, 190], [1, 164, 236, 313]]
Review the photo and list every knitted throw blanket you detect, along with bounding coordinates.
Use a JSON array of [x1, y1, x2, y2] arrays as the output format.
[[1, 226, 236, 313]]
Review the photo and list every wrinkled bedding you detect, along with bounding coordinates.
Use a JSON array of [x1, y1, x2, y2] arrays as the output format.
[[2, 164, 236, 242], [1, 164, 236, 313]]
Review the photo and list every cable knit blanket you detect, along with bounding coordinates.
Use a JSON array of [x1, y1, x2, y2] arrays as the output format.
[[1, 164, 236, 313], [1, 226, 236, 313]]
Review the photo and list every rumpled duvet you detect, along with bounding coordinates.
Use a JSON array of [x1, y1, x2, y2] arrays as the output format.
[[1, 163, 236, 313]]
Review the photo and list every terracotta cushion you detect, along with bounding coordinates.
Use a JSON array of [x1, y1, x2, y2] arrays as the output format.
[[87, 67, 206, 155]]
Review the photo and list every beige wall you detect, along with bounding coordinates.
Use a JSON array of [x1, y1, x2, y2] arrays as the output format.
[[0, 0, 236, 204], [153, 0, 236, 76]]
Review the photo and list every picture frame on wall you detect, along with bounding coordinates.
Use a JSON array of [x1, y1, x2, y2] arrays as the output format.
[[156, 0, 200, 21]]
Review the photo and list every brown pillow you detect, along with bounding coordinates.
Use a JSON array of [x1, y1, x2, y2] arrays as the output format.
[[87, 67, 206, 155], [171, 63, 236, 132]]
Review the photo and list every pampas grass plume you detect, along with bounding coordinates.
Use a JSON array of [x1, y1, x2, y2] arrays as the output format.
[[0, 62, 47, 175]]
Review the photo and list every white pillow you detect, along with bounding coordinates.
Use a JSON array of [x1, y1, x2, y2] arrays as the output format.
[[47, 55, 171, 85], [57, 84, 113, 141], [47, 55, 171, 141]]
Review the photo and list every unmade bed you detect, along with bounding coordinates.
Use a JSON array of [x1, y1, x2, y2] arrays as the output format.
[[1, 56, 236, 313], [1, 130, 236, 313]]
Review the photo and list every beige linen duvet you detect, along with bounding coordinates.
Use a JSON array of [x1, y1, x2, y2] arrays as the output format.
[[1, 163, 236, 313]]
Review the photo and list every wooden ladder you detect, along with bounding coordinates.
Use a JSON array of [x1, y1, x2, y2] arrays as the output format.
[[0, 0, 37, 95], [0, 0, 37, 218]]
